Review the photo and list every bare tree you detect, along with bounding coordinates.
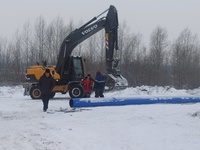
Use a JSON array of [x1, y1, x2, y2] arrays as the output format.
[[91, 30, 105, 63], [0, 38, 8, 82], [121, 33, 146, 86], [21, 21, 32, 68], [3, 43, 14, 83], [148, 26, 168, 85], [10, 30, 24, 82], [51, 16, 68, 64], [171, 28, 200, 88], [118, 21, 130, 64], [45, 22, 54, 64], [33, 16, 46, 64]]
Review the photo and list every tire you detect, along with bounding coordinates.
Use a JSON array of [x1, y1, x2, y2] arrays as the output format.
[[69, 84, 84, 98], [30, 86, 42, 99]]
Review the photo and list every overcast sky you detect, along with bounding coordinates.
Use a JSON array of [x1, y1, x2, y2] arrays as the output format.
[[0, 0, 199, 44]]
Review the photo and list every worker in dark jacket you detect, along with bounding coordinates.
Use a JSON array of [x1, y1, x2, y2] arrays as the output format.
[[93, 71, 105, 98], [39, 69, 55, 112]]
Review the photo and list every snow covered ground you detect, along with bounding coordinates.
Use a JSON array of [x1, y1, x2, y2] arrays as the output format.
[[0, 86, 200, 150]]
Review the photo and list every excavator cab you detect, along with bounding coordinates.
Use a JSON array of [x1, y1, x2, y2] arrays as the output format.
[[59, 56, 85, 82], [68, 57, 85, 81]]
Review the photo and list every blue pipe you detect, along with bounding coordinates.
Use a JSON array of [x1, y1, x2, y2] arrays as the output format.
[[69, 96, 200, 108]]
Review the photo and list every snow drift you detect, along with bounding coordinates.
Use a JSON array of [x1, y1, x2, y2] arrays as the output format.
[[0, 85, 200, 150]]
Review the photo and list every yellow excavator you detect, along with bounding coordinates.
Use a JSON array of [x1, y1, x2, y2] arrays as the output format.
[[22, 5, 128, 99]]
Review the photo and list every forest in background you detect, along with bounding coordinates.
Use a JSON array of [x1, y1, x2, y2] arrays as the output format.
[[0, 16, 200, 89]]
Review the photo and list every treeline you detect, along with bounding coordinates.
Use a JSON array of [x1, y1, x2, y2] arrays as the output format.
[[0, 16, 200, 89]]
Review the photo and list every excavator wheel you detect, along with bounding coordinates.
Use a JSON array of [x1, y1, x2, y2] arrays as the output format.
[[69, 84, 84, 98], [30, 85, 42, 99]]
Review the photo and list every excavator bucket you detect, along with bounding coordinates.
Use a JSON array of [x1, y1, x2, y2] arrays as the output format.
[[105, 73, 128, 91]]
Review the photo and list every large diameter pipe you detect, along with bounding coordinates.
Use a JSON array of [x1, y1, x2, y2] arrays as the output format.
[[69, 96, 200, 108]]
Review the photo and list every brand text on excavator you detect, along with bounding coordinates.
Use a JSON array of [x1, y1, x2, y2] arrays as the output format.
[[82, 24, 98, 35]]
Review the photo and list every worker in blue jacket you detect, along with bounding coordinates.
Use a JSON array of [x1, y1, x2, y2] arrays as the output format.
[[93, 71, 105, 97]]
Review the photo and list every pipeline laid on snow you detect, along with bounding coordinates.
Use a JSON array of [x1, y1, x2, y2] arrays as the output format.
[[69, 96, 200, 108]]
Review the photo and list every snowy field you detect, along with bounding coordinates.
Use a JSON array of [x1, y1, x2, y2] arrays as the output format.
[[0, 85, 200, 150]]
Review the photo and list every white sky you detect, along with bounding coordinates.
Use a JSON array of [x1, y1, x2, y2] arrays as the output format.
[[0, 0, 200, 44]]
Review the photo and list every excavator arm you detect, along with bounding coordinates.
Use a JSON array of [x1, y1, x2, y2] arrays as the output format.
[[56, 5, 128, 89], [56, 17, 106, 77]]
